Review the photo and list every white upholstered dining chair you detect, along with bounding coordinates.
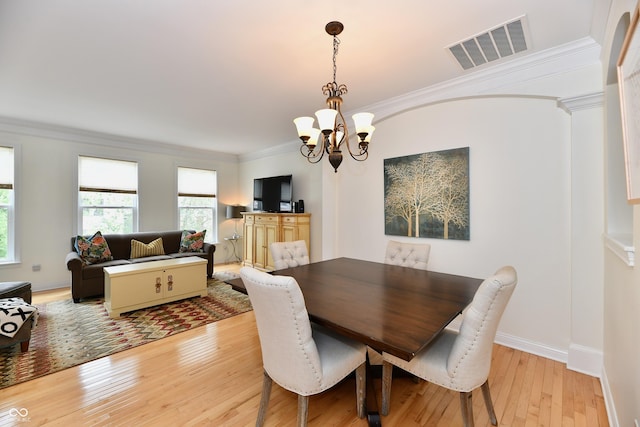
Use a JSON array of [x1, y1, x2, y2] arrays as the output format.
[[270, 240, 310, 270], [380, 266, 517, 427], [384, 240, 431, 270], [239, 266, 367, 427]]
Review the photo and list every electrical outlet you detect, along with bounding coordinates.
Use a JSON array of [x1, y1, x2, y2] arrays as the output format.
[[32, 264, 41, 272]]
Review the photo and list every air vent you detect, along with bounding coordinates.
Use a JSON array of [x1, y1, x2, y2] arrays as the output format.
[[448, 16, 529, 70]]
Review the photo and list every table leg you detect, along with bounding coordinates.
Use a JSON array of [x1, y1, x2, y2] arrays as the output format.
[[366, 354, 382, 426]]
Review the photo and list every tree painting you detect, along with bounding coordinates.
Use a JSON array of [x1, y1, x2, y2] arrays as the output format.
[[384, 147, 469, 240]]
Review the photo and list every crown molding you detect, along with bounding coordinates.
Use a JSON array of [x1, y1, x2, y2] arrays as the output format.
[[0, 116, 239, 162], [557, 92, 605, 113], [238, 139, 299, 162], [604, 233, 635, 267], [357, 37, 602, 123]]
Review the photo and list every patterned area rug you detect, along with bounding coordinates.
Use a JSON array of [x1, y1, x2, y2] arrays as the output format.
[[212, 270, 241, 281], [0, 280, 251, 389]]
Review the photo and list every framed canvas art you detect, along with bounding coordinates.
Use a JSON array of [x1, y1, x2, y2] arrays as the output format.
[[384, 147, 469, 240]]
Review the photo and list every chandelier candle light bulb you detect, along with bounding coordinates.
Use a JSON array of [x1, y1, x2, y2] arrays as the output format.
[[293, 117, 315, 143], [293, 21, 374, 172], [316, 109, 338, 133], [352, 112, 374, 134], [308, 128, 321, 149], [364, 126, 375, 143]]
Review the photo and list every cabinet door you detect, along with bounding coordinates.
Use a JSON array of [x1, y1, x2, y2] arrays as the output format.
[[281, 214, 311, 256], [254, 223, 267, 269], [110, 270, 164, 308], [243, 220, 254, 266], [281, 222, 297, 242], [164, 265, 204, 297], [264, 222, 278, 270]]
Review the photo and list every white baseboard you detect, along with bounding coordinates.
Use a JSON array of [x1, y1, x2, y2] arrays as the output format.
[[450, 327, 604, 380], [32, 282, 71, 293], [567, 343, 603, 377], [600, 367, 620, 427], [445, 321, 569, 364], [492, 334, 603, 378], [494, 331, 568, 364]]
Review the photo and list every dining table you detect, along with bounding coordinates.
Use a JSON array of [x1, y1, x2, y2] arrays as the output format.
[[226, 257, 483, 426]]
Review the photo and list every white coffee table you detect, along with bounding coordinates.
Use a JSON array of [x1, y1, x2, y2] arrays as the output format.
[[104, 257, 207, 318]]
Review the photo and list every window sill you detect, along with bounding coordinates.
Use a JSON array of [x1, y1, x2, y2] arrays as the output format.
[[604, 233, 635, 267]]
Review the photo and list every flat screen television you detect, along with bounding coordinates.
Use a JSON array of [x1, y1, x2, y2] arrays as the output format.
[[253, 175, 293, 213]]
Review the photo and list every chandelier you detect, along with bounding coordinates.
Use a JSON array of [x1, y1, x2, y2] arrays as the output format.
[[293, 21, 374, 173]]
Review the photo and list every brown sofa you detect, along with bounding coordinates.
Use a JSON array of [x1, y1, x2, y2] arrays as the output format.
[[66, 230, 215, 302]]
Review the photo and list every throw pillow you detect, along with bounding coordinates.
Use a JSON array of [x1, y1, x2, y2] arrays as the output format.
[[130, 238, 165, 259], [75, 231, 113, 265], [179, 230, 206, 253]]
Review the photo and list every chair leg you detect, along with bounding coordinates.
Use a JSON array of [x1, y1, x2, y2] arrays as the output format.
[[481, 380, 498, 425], [355, 362, 366, 418], [256, 371, 273, 427], [381, 360, 393, 416], [20, 340, 30, 352], [297, 394, 309, 427], [459, 391, 474, 427]]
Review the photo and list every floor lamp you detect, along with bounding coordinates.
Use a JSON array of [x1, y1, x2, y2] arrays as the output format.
[[226, 205, 244, 239]]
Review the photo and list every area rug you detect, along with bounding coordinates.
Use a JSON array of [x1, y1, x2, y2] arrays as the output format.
[[212, 270, 241, 281], [0, 280, 252, 389]]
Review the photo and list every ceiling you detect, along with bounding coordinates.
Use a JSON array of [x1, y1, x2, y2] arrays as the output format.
[[0, 1, 603, 156]]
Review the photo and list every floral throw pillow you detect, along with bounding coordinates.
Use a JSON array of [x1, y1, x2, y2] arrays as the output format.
[[75, 231, 113, 265], [179, 230, 206, 253]]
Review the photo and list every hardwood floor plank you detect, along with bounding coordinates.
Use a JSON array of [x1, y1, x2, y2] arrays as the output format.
[[593, 377, 610, 427], [550, 359, 565, 425], [526, 352, 546, 422], [515, 353, 537, 421], [493, 347, 522, 421], [562, 361, 575, 421]]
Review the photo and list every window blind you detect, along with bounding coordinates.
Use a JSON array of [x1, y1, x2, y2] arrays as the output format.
[[178, 167, 216, 198], [0, 146, 13, 190], [79, 156, 137, 194]]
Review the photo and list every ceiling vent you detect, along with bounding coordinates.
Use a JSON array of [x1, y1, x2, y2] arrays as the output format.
[[447, 16, 529, 70]]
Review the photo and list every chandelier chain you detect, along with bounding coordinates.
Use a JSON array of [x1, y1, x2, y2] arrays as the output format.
[[332, 35, 340, 84]]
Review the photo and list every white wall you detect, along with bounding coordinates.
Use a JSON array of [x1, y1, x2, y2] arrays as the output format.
[[332, 96, 574, 352], [0, 127, 239, 291], [566, 98, 606, 374], [600, 1, 640, 425]]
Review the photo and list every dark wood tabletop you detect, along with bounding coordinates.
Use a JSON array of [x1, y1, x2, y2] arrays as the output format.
[[226, 257, 482, 362]]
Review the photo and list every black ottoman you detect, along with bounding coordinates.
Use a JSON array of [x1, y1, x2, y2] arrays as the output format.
[[0, 281, 32, 304]]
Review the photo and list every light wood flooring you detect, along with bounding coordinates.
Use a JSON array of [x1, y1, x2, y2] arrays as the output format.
[[1, 263, 609, 426]]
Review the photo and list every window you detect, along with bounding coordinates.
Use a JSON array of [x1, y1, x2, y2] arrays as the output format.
[[178, 167, 217, 243], [0, 146, 14, 262], [78, 156, 138, 235]]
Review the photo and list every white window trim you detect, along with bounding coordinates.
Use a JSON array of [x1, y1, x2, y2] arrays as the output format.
[[77, 155, 139, 235], [0, 143, 20, 266], [177, 166, 218, 243]]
